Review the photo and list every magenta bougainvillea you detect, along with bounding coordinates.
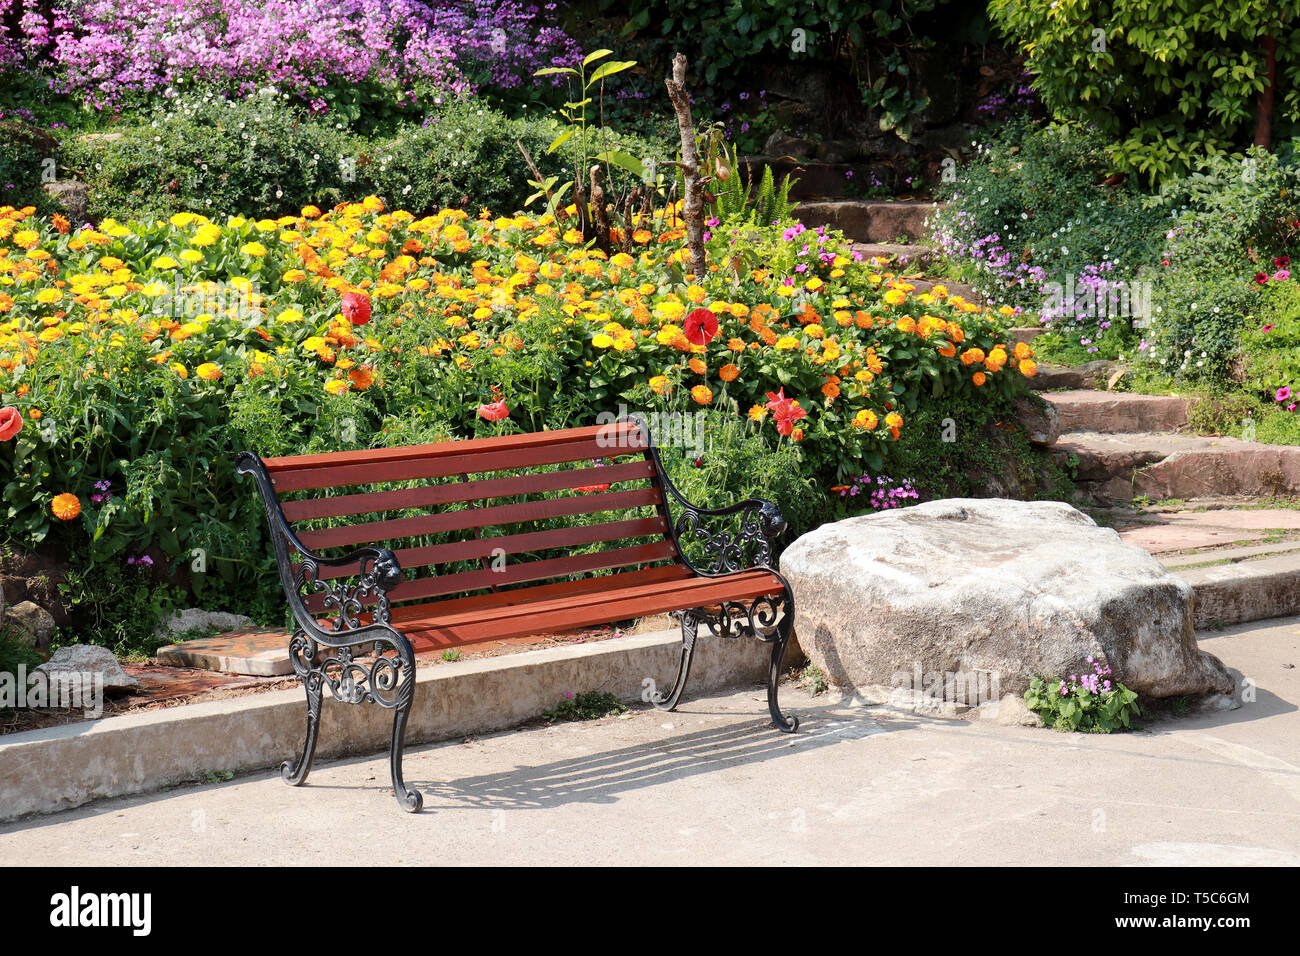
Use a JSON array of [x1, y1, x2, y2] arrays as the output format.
[[0, 0, 581, 108]]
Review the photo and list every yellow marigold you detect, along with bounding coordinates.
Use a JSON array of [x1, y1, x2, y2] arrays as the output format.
[[885, 412, 903, 429], [691, 384, 713, 405], [12, 230, 40, 250], [883, 289, 906, 307], [775, 335, 798, 350], [240, 241, 268, 257], [1014, 341, 1034, 360], [35, 288, 62, 304], [855, 369, 874, 384], [1019, 359, 1037, 377], [196, 363, 222, 381], [324, 379, 350, 396], [748, 404, 767, 421], [649, 375, 671, 395], [986, 347, 1008, 370], [51, 493, 81, 521], [170, 362, 188, 378], [896, 316, 916, 334]]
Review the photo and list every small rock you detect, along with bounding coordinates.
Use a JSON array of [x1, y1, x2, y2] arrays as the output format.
[[991, 694, 1045, 727], [763, 131, 817, 159], [6, 601, 56, 653], [43, 181, 91, 225], [157, 608, 256, 639], [1013, 394, 1061, 446], [815, 139, 861, 164], [36, 644, 139, 692]]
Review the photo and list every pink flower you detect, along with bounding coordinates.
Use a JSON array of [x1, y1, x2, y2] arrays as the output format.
[[1263, 324, 1275, 332], [477, 400, 509, 421], [0, 406, 22, 442], [1276, 387, 1292, 403]]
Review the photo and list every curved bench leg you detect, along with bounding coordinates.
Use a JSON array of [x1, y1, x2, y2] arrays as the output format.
[[768, 619, 799, 733], [388, 651, 423, 813], [282, 674, 323, 786], [651, 613, 699, 712]]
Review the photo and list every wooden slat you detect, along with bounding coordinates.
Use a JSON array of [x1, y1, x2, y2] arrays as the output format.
[[270, 433, 644, 493], [295, 487, 663, 550], [388, 540, 679, 602], [281, 460, 657, 522], [403, 571, 785, 650], [305, 564, 691, 617], [312, 517, 667, 580]]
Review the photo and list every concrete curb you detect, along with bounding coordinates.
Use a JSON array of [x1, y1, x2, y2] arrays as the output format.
[[0, 629, 799, 823]]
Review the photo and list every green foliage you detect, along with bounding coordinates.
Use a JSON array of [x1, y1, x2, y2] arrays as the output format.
[[62, 92, 359, 223], [0, 121, 61, 218], [989, 0, 1300, 185], [707, 137, 795, 226], [541, 690, 628, 723], [1024, 674, 1142, 734], [54, 563, 186, 658], [931, 119, 1166, 311], [0, 622, 43, 679], [56, 93, 630, 223]]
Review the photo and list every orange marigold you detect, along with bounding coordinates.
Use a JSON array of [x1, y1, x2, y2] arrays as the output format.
[[690, 385, 713, 405], [719, 363, 740, 382], [51, 493, 81, 520]]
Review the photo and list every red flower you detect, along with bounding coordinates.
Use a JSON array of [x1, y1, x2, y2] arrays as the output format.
[[0, 406, 22, 441], [1255, 273, 1269, 285], [477, 400, 509, 422], [1276, 256, 1291, 268], [684, 308, 719, 346], [773, 404, 807, 436], [341, 291, 372, 326], [764, 388, 806, 436], [572, 483, 611, 493]]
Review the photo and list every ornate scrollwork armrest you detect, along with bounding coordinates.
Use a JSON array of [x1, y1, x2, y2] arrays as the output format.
[[292, 545, 405, 633], [670, 496, 788, 575]]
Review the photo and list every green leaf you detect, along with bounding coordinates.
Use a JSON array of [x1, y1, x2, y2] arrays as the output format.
[[587, 60, 636, 86], [596, 150, 645, 179], [534, 66, 577, 78], [582, 49, 614, 67], [546, 127, 576, 155]]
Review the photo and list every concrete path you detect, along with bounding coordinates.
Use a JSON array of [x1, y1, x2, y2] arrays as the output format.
[[2, 618, 1297, 866]]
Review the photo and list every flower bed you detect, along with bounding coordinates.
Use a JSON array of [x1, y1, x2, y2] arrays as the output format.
[[0, 197, 1035, 609]]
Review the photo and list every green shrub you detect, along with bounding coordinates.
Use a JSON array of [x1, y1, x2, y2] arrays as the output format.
[[0, 120, 62, 217], [541, 691, 628, 723], [989, 0, 1300, 185], [1240, 277, 1300, 400], [931, 119, 1166, 318], [1024, 670, 1141, 733], [63, 92, 361, 223], [1144, 270, 1263, 380]]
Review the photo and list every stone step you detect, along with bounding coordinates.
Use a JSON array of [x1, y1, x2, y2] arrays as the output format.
[[740, 155, 927, 201], [1009, 327, 1046, 345], [1030, 361, 1121, 391], [1161, 540, 1300, 570], [1041, 390, 1191, 434], [1057, 431, 1300, 503], [850, 242, 936, 269], [1172, 552, 1300, 629], [794, 199, 941, 244]]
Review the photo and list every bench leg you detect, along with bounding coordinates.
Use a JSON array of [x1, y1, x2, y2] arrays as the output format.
[[651, 613, 699, 711], [282, 672, 323, 786], [767, 618, 799, 733], [389, 697, 423, 813]]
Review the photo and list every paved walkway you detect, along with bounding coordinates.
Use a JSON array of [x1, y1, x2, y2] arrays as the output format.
[[2, 619, 1297, 866]]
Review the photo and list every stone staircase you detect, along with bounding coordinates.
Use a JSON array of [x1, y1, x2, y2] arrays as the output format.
[[1027, 361, 1300, 627]]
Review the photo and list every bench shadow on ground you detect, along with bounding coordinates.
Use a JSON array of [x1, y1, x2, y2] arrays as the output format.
[[397, 699, 924, 811]]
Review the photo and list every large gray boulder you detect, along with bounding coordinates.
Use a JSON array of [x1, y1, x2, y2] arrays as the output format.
[[780, 499, 1235, 704]]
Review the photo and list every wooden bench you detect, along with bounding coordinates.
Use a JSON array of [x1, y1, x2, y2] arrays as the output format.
[[236, 417, 798, 812]]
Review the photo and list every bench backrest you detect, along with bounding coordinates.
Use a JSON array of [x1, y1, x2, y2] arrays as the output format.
[[256, 419, 685, 612]]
